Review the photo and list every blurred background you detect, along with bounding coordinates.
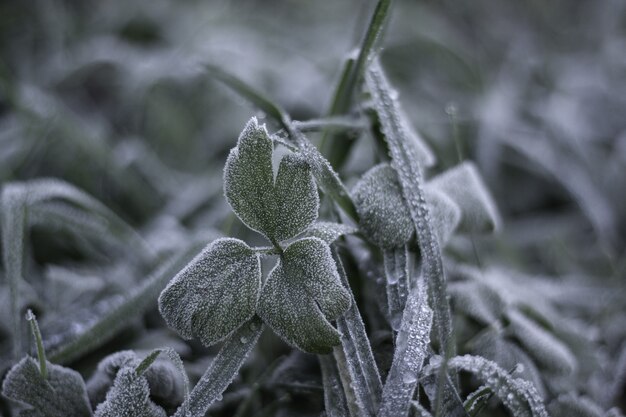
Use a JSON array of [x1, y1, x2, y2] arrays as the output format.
[[1, 0, 625, 414]]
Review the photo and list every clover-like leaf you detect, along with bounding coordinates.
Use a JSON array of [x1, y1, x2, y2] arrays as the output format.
[[1, 357, 92, 417], [158, 238, 261, 346], [94, 367, 166, 417], [224, 117, 319, 242], [352, 164, 413, 248], [257, 237, 351, 354]]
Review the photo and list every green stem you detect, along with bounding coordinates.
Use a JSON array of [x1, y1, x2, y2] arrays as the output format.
[[26, 310, 47, 379]]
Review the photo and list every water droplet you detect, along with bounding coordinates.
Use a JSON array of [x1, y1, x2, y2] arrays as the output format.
[[249, 322, 258, 331], [402, 372, 417, 384], [240, 336, 249, 344], [515, 363, 525, 373]]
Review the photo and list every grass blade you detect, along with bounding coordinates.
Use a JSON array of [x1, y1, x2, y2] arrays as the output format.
[[382, 246, 410, 331], [173, 316, 263, 417], [366, 59, 453, 354], [377, 278, 433, 417], [333, 248, 383, 416], [320, 0, 393, 167], [319, 354, 350, 417]]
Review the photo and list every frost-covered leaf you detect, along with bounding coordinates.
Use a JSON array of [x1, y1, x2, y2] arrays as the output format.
[[223, 117, 319, 242], [507, 309, 577, 375], [1, 357, 92, 417], [257, 237, 350, 354], [159, 238, 261, 346], [352, 164, 413, 248], [300, 221, 357, 244], [94, 367, 166, 417], [426, 162, 501, 233], [426, 355, 549, 417]]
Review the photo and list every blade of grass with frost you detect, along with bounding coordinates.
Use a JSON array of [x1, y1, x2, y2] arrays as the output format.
[[319, 354, 350, 417], [425, 355, 549, 417], [320, 0, 392, 167], [48, 242, 204, 364], [411, 402, 434, 417], [293, 116, 367, 133], [366, 59, 453, 354], [204, 64, 358, 221], [333, 248, 382, 416], [383, 246, 410, 331], [173, 316, 263, 417], [1, 183, 27, 359], [333, 346, 361, 417], [377, 279, 433, 417], [19, 178, 152, 259]]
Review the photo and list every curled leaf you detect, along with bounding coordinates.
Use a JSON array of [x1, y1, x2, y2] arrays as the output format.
[[158, 238, 261, 346], [94, 367, 166, 417], [257, 237, 350, 354], [223, 117, 319, 242], [2, 357, 92, 417], [352, 164, 413, 248]]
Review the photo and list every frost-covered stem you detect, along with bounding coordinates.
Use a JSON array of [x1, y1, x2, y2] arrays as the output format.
[[377, 280, 433, 417], [26, 310, 47, 379], [333, 248, 383, 416], [319, 354, 350, 417], [366, 60, 453, 355], [174, 316, 263, 417]]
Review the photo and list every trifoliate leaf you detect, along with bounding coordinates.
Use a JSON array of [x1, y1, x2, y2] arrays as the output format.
[[257, 237, 350, 354], [352, 164, 413, 248], [223, 117, 319, 242], [300, 221, 357, 244], [426, 162, 501, 233], [158, 238, 261, 346], [1, 357, 92, 417], [94, 367, 166, 417]]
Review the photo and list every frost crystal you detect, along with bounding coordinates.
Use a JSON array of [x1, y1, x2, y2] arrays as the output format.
[[257, 237, 351, 353], [158, 238, 261, 346]]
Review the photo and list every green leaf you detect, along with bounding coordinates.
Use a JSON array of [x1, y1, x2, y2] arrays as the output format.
[[257, 237, 351, 354], [300, 221, 357, 244], [94, 367, 166, 417], [223, 118, 319, 242], [426, 162, 501, 233], [158, 238, 261, 346], [1, 357, 92, 417], [425, 188, 462, 247], [352, 164, 413, 248]]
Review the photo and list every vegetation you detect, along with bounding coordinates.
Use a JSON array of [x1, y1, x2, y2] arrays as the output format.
[[0, 0, 624, 416]]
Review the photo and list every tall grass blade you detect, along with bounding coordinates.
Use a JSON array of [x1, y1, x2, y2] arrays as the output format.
[[366, 59, 453, 354], [319, 354, 350, 417], [333, 248, 383, 416], [377, 278, 433, 417]]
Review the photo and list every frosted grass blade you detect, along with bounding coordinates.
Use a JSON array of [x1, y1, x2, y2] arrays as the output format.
[[366, 59, 452, 354], [377, 279, 433, 417], [319, 354, 350, 417]]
